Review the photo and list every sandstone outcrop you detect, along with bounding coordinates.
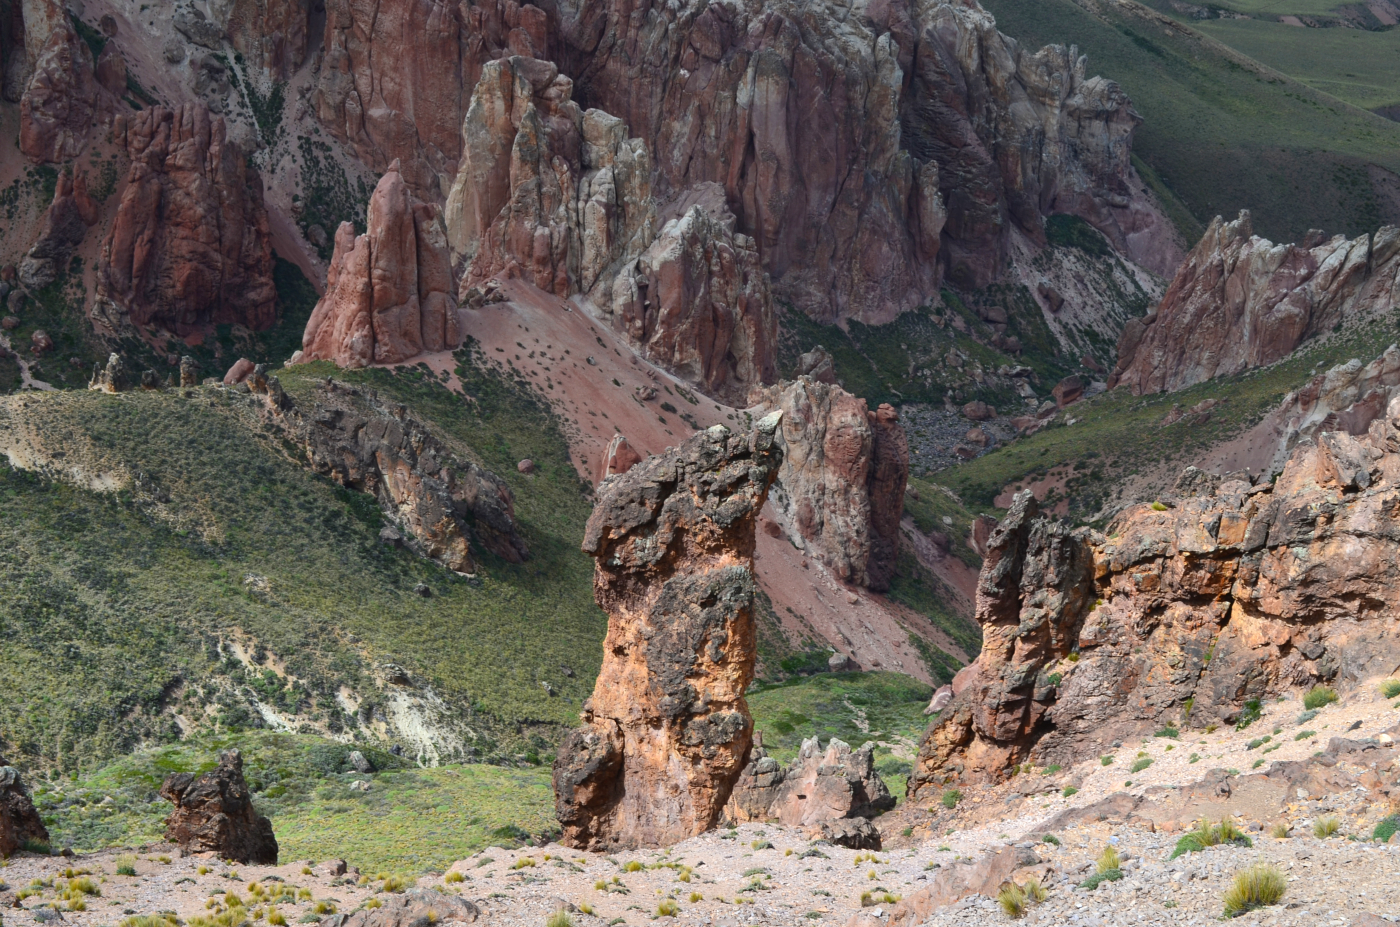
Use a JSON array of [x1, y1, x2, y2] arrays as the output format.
[[1112, 212, 1400, 394], [300, 162, 462, 367], [18, 0, 101, 163], [258, 377, 527, 573], [910, 414, 1400, 789], [753, 378, 909, 591], [0, 756, 50, 857], [20, 168, 100, 289], [99, 105, 277, 335], [726, 738, 894, 826], [160, 750, 278, 864], [553, 414, 784, 849]]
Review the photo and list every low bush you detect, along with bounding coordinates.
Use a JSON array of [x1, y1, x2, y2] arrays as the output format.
[[1302, 686, 1337, 711]]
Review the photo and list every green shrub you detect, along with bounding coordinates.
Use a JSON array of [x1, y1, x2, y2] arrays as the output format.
[[1061, 786, 1078, 798], [1078, 868, 1123, 891], [1295, 730, 1316, 741], [1170, 818, 1252, 859], [1222, 864, 1286, 917], [941, 789, 961, 809], [1302, 687, 1337, 711], [1154, 726, 1179, 739], [1381, 679, 1400, 699], [115, 854, 138, 877], [1374, 815, 1399, 843], [1100, 755, 1114, 766], [1235, 699, 1263, 731], [1041, 834, 1060, 846], [1130, 757, 1153, 773]]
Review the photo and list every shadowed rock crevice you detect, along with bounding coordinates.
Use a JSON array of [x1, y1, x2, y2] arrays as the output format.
[[554, 414, 784, 849]]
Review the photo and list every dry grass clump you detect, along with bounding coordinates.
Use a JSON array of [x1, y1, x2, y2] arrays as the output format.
[[1222, 864, 1286, 917], [1313, 815, 1341, 838]]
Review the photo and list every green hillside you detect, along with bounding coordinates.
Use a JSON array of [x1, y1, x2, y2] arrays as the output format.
[[981, 0, 1400, 244]]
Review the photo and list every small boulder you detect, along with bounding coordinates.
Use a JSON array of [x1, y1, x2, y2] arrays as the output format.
[[798, 345, 837, 384], [820, 816, 881, 850], [224, 357, 255, 386], [829, 653, 854, 672], [159, 749, 278, 864], [962, 401, 994, 422], [0, 316, 17, 330], [30, 330, 53, 354], [1052, 375, 1086, 408], [348, 751, 374, 774], [517, 459, 535, 474], [924, 685, 953, 716]]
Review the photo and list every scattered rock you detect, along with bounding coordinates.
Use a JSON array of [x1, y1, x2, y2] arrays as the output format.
[[29, 330, 53, 354], [322, 889, 478, 927], [159, 749, 278, 864]]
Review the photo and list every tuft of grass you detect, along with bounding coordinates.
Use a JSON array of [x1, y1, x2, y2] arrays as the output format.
[[1222, 864, 1286, 917], [120, 917, 179, 927], [545, 911, 575, 927], [997, 882, 1028, 918], [1171, 818, 1252, 859], [267, 908, 286, 927], [1130, 757, 1153, 774], [656, 899, 678, 917], [115, 855, 138, 877], [1382, 680, 1400, 700], [941, 789, 962, 810], [1096, 845, 1121, 875], [445, 871, 464, 884], [688, 892, 702, 903], [382, 876, 408, 891], [1313, 816, 1341, 839], [622, 861, 643, 873], [1302, 687, 1337, 711], [1023, 877, 1048, 903]]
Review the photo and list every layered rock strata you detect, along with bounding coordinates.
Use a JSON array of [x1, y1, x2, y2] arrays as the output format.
[[1113, 212, 1400, 394], [99, 105, 277, 335], [259, 377, 527, 573], [753, 377, 910, 591], [0, 756, 50, 857], [300, 162, 462, 367], [160, 750, 278, 864], [725, 738, 894, 826], [910, 420, 1400, 790], [553, 414, 784, 849]]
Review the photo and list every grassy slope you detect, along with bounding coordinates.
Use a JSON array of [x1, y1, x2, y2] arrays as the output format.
[[939, 307, 1400, 521], [0, 350, 605, 773], [981, 0, 1400, 243]]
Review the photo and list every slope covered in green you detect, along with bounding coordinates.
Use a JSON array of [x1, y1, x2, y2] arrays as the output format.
[[981, 0, 1400, 244]]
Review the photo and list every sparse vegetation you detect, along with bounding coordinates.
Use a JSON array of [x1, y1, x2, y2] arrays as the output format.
[[1381, 679, 1400, 700], [1171, 818, 1253, 859], [997, 881, 1029, 918], [1222, 864, 1286, 917], [1314, 816, 1341, 839], [1374, 815, 1399, 844], [942, 789, 962, 810], [1303, 686, 1338, 711]]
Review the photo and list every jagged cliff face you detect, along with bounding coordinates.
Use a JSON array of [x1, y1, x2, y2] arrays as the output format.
[[553, 415, 783, 850], [910, 416, 1400, 791], [1112, 212, 1400, 394]]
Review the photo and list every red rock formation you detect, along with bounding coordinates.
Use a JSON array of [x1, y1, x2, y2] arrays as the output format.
[[19, 168, 99, 289], [18, 0, 100, 163], [160, 750, 278, 864], [259, 377, 527, 572], [315, 0, 549, 193], [910, 410, 1400, 790], [553, 414, 784, 849], [604, 185, 776, 404], [600, 433, 642, 481], [726, 738, 894, 827], [0, 756, 50, 857], [1112, 213, 1400, 394], [753, 378, 909, 591], [301, 163, 462, 367], [98, 105, 277, 335], [226, 0, 309, 79]]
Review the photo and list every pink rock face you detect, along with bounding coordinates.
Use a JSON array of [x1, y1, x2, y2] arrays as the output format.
[[1113, 212, 1400, 394], [315, 0, 548, 193], [606, 187, 776, 404], [754, 378, 909, 591], [19, 0, 100, 163], [600, 434, 642, 481], [98, 105, 277, 335], [301, 163, 462, 368], [223, 358, 255, 386]]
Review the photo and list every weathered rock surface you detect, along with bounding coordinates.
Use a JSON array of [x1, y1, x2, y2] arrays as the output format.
[[159, 750, 278, 864], [847, 845, 1040, 927], [0, 757, 50, 857], [18, 0, 101, 163], [910, 411, 1400, 789], [553, 414, 784, 849], [301, 162, 462, 367], [726, 738, 894, 826], [753, 377, 909, 591], [20, 169, 100, 289], [1112, 212, 1400, 394], [321, 890, 480, 927], [99, 105, 277, 335], [258, 377, 527, 573], [88, 352, 131, 393], [225, 0, 309, 79], [819, 816, 882, 851]]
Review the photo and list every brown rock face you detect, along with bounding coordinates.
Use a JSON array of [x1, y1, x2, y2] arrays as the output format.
[[0, 757, 51, 857], [910, 408, 1400, 790], [19, 168, 99, 289], [754, 378, 909, 591], [725, 738, 894, 827], [1113, 213, 1400, 394], [301, 162, 462, 367], [553, 413, 784, 849], [160, 750, 278, 864], [259, 377, 527, 573], [18, 0, 100, 163], [99, 105, 276, 335], [226, 0, 309, 79]]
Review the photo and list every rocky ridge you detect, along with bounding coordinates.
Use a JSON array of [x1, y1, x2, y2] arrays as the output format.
[[1113, 212, 1400, 394], [553, 413, 784, 849], [910, 408, 1400, 789]]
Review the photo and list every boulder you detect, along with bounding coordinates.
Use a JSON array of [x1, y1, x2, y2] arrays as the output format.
[[1113, 213, 1400, 394], [752, 379, 909, 590], [99, 105, 276, 335], [0, 758, 51, 857], [321, 890, 479, 927], [798, 346, 837, 384], [516, 459, 535, 475], [300, 162, 462, 368], [600, 434, 642, 481], [223, 358, 255, 386], [1052, 375, 1086, 408], [962, 401, 995, 422], [726, 738, 895, 826], [819, 817, 880, 850], [29, 330, 52, 354], [159, 750, 278, 864], [553, 414, 784, 849]]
